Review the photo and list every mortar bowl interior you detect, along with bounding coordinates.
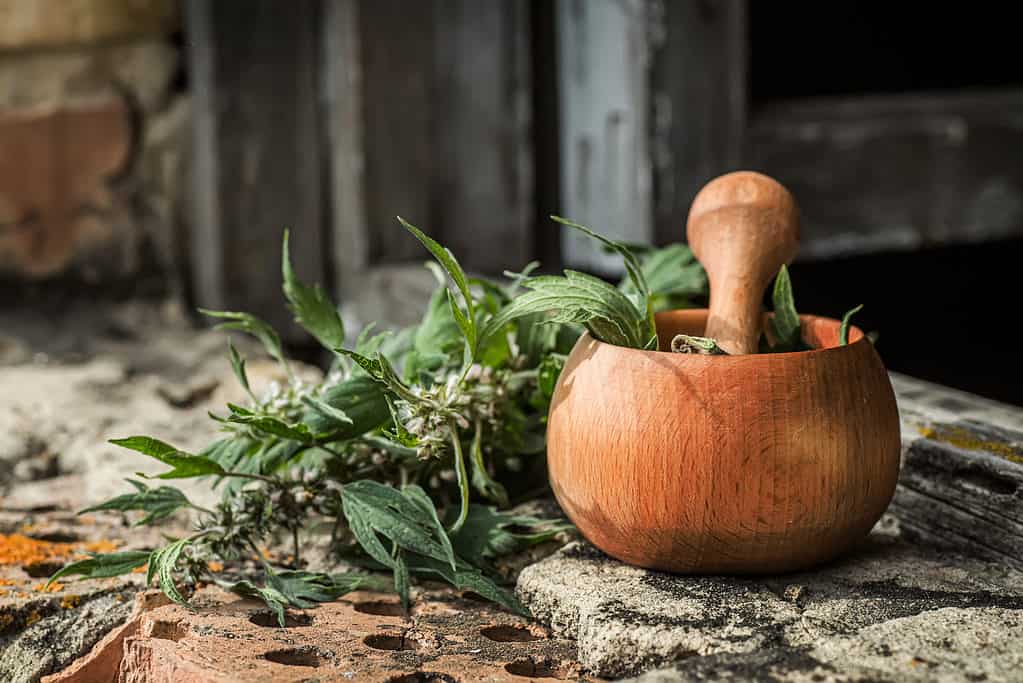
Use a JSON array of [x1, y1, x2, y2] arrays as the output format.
[[546, 308, 901, 574]]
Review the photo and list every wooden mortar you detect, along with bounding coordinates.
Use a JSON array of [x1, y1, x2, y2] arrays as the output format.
[[546, 171, 901, 573]]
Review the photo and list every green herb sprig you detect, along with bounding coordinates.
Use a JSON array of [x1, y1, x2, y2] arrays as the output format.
[[51, 217, 697, 623]]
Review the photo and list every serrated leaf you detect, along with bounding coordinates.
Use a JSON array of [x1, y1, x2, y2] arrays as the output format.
[[398, 217, 474, 324], [769, 265, 805, 352], [403, 553, 526, 615], [341, 481, 453, 564], [282, 230, 346, 350], [622, 243, 708, 311], [839, 304, 864, 346], [449, 505, 569, 562], [481, 276, 645, 350], [402, 484, 456, 574], [111, 436, 226, 480], [79, 480, 192, 526], [47, 551, 150, 588], [147, 538, 192, 607], [551, 215, 656, 340], [199, 309, 286, 368]]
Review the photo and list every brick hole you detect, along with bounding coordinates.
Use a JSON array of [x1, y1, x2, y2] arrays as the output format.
[[263, 647, 323, 668], [148, 619, 189, 642], [248, 610, 312, 628], [385, 673, 459, 683], [364, 633, 418, 651], [353, 600, 406, 617], [480, 624, 542, 642], [504, 657, 572, 679]]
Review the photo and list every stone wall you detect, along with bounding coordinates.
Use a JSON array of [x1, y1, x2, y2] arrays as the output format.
[[0, 0, 186, 286]]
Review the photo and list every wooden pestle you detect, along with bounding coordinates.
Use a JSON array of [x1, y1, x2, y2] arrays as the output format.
[[686, 171, 800, 355]]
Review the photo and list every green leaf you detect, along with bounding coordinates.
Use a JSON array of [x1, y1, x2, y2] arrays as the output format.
[[47, 551, 150, 588], [335, 348, 382, 379], [840, 304, 864, 346], [398, 217, 474, 325], [303, 376, 390, 439], [110, 436, 226, 480], [341, 481, 454, 569], [79, 480, 193, 526], [469, 421, 509, 507], [449, 505, 569, 562], [481, 272, 646, 350], [769, 265, 805, 352], [199, 309, 287, 369], [447, 288, 477, 367], [147, 539, 192, 607], [216, 576, 289, 626], [402, 484, 456, 574], [282, 230, 346, 350], [403, 553, 527, 615], [537, 354, 563, 401], [623, 243, 708, 311], [448, 425, 470, 534], [224, 406, 317, 444], [551, 215, 656, 340], [300, 395, 353, 428], [227, 340, 255, 401]]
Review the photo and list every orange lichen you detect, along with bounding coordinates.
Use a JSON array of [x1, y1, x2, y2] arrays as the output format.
[[0, 589, 8, 598], [25, 610, 41, 626], [0, 578, 18, 586], [60, 595, 81, 609], [0, 533, 120, 568], [33, 582, 63, 593], [918, 425, 1023, 464], [207, 561, 224, 573]]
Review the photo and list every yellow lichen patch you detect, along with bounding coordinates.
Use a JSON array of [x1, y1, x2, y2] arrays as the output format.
[[60, 595, 81, 609], [918, 425, 1023, 464]]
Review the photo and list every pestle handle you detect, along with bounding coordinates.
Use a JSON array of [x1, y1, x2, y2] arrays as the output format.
[[686, 171, 800, 355]]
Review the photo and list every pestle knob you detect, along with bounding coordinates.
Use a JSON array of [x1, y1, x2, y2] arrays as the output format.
[[686, 171, 800, 355]]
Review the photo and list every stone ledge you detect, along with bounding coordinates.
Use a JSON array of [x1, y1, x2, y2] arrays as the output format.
[[518, 534, 1023, 680]]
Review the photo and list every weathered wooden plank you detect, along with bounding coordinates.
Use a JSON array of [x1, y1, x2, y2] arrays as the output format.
[[556, 0, 652, 271], [359, 0, 436, 264], [433, 0, 533, 273], [650, 0, 747, 245], [185, 0, 326, 337], [322, 0, 368, 302], [749, 89, 1023, 259], [890, 373, 1023, 569]]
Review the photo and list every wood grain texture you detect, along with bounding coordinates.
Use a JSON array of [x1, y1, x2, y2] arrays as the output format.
[[547, 309, 901, 574], [185, 0, 325, 337], [650, 0, 747, 246], [687, 171, 800, 355]]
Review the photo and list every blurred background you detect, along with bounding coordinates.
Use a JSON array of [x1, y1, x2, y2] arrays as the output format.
[[0, 0, 1020, 404]]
